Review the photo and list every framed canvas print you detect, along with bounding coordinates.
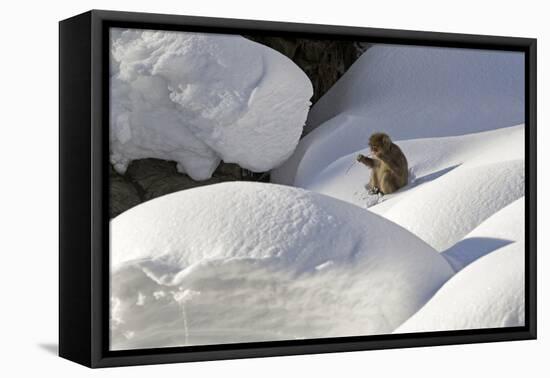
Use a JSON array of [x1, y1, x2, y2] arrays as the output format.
[[59, 10, 537, 368]]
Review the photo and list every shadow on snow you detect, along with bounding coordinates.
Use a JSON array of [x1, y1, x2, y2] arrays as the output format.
[[442, 237, 514, 272]]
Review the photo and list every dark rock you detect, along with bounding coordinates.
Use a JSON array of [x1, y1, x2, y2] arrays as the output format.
[[213, 162, 243, 179], [124, 158, 228, 201], [250, 36, 298, 58], [108, 159, 268, 217], [110, 166, 141, 218]]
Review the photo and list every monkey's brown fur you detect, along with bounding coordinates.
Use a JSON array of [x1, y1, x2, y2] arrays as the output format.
[[356, 133, 408, 195]]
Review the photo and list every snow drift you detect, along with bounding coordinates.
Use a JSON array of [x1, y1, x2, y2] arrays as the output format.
[[110, 28, 313, 180], [443, 197, 526, 271], [110, 182, 454, 349], [272, 44, 524, 185], [395, 198, 525, 332], [292, 125, 525, 252], [266, 43, 526, 336], [307, 44, 524, 136], [302, 125, 524, 205], [372, 159, 524, 251], [109, 40, 527, 349]]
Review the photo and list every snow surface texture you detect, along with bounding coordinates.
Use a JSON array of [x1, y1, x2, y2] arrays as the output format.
[[267, 43, 525, 337], [110, 182, 454, 349], [272, 45, 524, 185], [109, 42, 526, 349], [110, 28, 313, 180], [307, 45, 524, 136], [289, 125, 525, 252], [395, 198, 525, 332], [442, 197, 525, 272]]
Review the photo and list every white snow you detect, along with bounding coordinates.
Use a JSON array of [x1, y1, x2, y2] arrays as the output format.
[[306, 44, 524, 137], [272, 45, 524, 185], [109, 41, 527, 349], [372, 159, 524, 252], [110, 28, 313, 180], [271, 44, 525, 252], [267, 43, 525, 338], [395, 198, 525, 332], [442, 197, 525, 271], [110, 182, 454, 349], [287, 125, 524, 252]]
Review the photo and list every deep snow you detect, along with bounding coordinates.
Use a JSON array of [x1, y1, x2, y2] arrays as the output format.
[[110, 182, 454, 349], [272, 45, 524, 185], [282, 125, 524, 252], [306, 44, 524, 137], [267, 43, 525, 339], [443, 197, 526, 271], [109, 41, 526, 349], [395, 198, 525, 332], [110, 28, 313, 180]]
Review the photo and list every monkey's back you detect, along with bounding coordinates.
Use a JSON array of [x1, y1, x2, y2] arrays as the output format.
[[390, 143, 408, 187]]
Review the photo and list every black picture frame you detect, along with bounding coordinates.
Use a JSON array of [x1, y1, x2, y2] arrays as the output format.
[[59, 9, 537, 368]]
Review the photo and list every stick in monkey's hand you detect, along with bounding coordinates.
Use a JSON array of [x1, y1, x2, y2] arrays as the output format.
[[346, 153, 368, 175], [346, 153, 376, 175], [345, 159, 357, 175]]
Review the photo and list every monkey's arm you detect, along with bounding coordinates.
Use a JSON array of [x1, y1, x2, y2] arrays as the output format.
[[357, 154, 378, 168]]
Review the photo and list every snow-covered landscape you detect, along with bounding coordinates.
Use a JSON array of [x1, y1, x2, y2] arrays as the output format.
[[109, 30, 526, 350]]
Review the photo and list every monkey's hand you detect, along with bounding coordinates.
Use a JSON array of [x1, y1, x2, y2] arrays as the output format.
[[357, 154, 376, 167]]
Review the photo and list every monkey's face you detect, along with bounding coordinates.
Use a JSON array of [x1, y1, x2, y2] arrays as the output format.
[[369, 143, 381, 156], [369, 133, 392, 157], [369, 140, 385, 157]]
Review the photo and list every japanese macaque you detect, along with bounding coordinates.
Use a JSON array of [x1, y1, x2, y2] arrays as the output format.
[[356, 133, 408, 195]]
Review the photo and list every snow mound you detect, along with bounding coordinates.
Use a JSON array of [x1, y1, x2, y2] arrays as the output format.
[[443, 198, 525, 271], [395, 199, 525, 333], [271, 113, 365, 186], [110, 28, 313, 180], [110, 182, 454, 349], [292, 125, 524, 252], [272, 45, 524, 185], [307, 44, 524, 136], [372, 159, 524, 251]]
